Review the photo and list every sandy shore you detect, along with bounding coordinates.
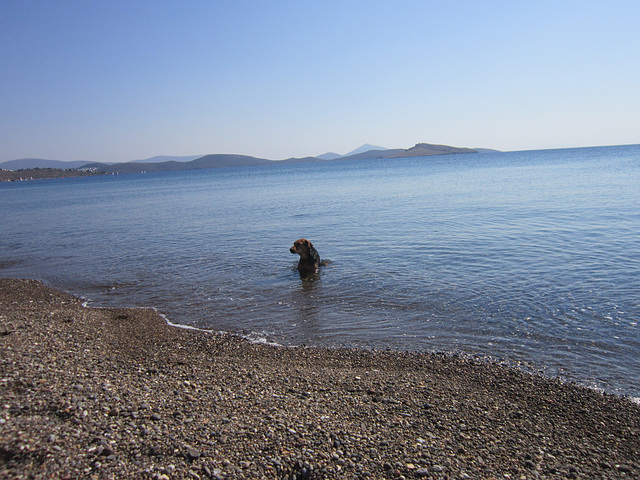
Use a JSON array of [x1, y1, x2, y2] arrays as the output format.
[[1, 278, 638, 479]]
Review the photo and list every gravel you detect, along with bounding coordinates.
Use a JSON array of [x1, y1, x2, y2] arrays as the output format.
[[1, 278, 638, 479]]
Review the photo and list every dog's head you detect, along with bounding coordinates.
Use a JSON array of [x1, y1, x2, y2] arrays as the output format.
[[290, 238, 313, 257]]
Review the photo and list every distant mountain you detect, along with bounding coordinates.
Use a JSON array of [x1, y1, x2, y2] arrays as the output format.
[[338, 148, 404, 161], [188, 154, 272, 169], [332, 143, 479, 162], [317, 143, 388, 160], [0, 158, 89, 170], [80, 154, 274, 174], [344, 144, 388, 156], [0, 155, 207, 170], [131, 154, 204, 164], [316, 152, 342, 161], [390, 143, 477, 157]]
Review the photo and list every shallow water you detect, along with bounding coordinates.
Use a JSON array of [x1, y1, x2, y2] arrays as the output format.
[[1, 145, 639, 397]]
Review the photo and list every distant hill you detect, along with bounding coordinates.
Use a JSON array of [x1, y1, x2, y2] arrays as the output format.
[[80, 154, 274, 174], [316, 152, 342, 161], [0, 155, 207, 170], [343, 144, 388, 157], [317, 143, 388, 160], [131, 154, 204, 164], [338, 148, 404, 161], [329, 143, 479, 162], [314, 143, 479, 162], [390, 143, 477, 157], [0, 158, 90, 170]]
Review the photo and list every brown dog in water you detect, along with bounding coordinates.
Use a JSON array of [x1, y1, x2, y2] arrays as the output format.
[[290, 239, 321, 273]]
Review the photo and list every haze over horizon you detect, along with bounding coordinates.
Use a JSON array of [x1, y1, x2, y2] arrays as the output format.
[[1, 1, 639, 164]]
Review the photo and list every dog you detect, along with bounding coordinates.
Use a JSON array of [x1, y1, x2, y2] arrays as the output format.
[[290, 239, 321, 273]]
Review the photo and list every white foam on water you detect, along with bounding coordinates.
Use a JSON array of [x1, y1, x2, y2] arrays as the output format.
[[81, 299, 284, 347]]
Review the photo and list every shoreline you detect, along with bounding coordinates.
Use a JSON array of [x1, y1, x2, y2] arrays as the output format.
[[1, 278, 638, 479], [81, 291, 639, 403]]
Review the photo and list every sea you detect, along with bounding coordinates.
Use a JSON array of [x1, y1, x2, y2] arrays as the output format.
[[1, 145, 639, 399]]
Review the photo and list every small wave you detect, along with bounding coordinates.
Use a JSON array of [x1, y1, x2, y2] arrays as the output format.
[[160, 312, 215, 333], [241, 331, 283, 347], [157, 309, 283, 347]]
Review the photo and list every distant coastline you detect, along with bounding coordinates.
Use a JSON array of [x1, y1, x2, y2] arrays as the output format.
[[0, 143, 485, 182], [0, 167, 106, 182]]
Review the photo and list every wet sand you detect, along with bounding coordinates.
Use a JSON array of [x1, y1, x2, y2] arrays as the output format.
[[1, 278, 638, 479]]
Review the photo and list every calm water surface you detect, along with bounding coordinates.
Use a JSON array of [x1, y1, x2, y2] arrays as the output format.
[[1, 145, 639, 398]]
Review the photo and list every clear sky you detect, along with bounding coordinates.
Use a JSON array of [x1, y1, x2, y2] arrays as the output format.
[[1, 1, 639, 163]]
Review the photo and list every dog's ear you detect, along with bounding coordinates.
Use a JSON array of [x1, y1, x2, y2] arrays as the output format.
[[304, 239, 313, 248]]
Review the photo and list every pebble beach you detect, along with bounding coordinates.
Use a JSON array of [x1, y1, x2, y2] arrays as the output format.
[[1, 278, 638, 479]]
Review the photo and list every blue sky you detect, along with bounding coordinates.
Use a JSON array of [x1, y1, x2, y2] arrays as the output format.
[[1, 1, 639, 162]]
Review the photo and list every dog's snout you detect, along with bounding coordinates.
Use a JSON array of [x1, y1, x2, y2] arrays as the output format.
[[290, 246, 296, 253]]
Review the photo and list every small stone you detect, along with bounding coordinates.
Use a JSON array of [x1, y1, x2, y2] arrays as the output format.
[[151, 413, 161, 421], [415, 468, 430, 477], [47, 434, 57, 443], [96, 445, 114, 457], [92, 436, 108, 445], [186, 447, 200, 460]]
